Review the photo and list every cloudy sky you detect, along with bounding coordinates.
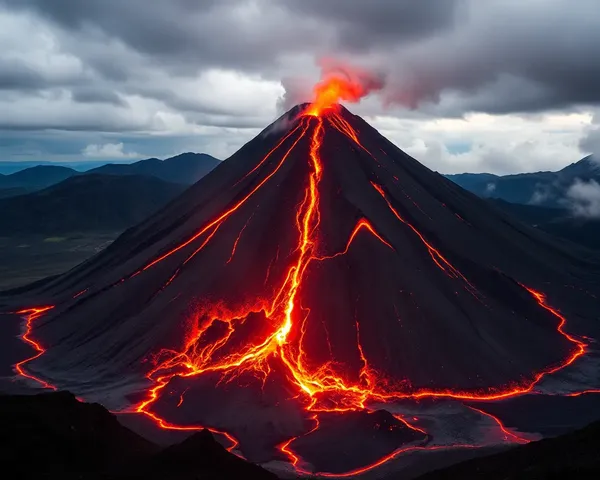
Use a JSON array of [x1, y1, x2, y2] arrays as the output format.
[[1, 0, 599, 174]]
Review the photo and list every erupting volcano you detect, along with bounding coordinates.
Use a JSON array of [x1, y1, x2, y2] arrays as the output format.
[[4, 74, 600, 477]]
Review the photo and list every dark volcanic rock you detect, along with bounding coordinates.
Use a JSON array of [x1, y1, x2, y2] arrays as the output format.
[[291, 409, 426, 474], [415, 419, 600, 480], [152, 429, 279, 479], [0, 391, 277, 479], [0, 391, 156, 472]]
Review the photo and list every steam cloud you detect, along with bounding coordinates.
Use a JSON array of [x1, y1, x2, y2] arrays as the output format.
[[279, 58, 386, 111], [565, 178, 600, 219], [279, 56, 459, 112]]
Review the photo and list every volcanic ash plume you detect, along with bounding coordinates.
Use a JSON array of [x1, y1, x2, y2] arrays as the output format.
[[280, 57, 385, 112]]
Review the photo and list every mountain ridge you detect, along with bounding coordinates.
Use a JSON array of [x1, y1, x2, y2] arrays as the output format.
[[446, 155, 599, 207], [0, 152, 220, 198], [0, 174, 187, 234]]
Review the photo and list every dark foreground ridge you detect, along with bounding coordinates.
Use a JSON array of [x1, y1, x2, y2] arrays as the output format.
[[416, 420, 600, 480], [0, 391, 278, 480], [2, 391, 599, 480]]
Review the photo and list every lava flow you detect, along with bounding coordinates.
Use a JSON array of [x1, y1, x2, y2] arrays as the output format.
[[13, 306, 56, 390], [131, 108, 585, 473], [10, 71, 599, 477]]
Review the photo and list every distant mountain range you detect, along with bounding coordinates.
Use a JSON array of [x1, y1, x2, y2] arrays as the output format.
[[446, 155, 599, 208], [0, 153, 220, 198], [86, 153, 220, 184], [0, 165, 77, 198]]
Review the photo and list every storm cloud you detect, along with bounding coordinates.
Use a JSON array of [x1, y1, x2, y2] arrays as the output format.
[[0, 0, 599, 171]]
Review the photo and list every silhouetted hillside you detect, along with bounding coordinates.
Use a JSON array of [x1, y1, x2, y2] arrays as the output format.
[[416, 419, 600, 479], [0, 154, 220, 199], [0, 174, 186, 234], [0, 187, 28, 198], [0, 165, 77, 192], [88, 152, 220, 184], [0, 391, 278, 480]]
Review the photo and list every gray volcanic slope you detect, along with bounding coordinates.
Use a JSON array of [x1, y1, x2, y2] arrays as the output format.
[[3, 104, 599, 400]]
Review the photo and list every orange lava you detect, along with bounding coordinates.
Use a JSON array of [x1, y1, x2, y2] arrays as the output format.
[[10, 102, 595, 476], [566, 389, 600, 397], [13, 306, 56, 390], [467, 405, 530, 444]]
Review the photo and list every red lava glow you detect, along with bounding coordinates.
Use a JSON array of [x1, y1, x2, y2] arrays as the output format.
[[305, 76, 366, 116], [13, 306, 56, 390], [11, 101, 595, 476], [305, 61, 382, 117], [566, 389, 600, 397], [467, 406, 530, 444]]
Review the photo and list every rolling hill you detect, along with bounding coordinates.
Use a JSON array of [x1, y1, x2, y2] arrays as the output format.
[[0, 153, 220, 199], [0, 174, 187, 234], [0, 165, 77, 193], [87, 152, 220, 184]]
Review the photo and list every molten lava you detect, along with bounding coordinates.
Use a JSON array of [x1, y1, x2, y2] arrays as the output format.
[[11, 98, 597, 476], [13, 306, 56, 390]]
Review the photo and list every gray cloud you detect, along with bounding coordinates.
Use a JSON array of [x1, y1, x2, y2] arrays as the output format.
[[565, 178, 600, 218], [580, 114, 600, 159], [71, 87, 127, 107], [0, 0, 599, 169], [4, 0, 600, 116], [281, 0, 459, 50]]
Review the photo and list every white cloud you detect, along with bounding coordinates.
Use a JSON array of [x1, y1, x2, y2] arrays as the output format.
[[565, 178, 600, 218], [0, 2, 599, 172], [529, 188, 551, 206], [82, 142, 141, 159], [369, 111, 592, 174]]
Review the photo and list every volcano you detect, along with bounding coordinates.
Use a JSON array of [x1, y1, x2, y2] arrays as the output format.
[[4, 103, 600, 476]]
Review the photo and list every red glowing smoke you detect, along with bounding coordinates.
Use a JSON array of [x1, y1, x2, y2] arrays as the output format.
[[281, 58, 384, 113]]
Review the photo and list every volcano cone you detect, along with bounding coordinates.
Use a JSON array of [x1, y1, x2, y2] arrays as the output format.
[[5, 104, 599, 475]]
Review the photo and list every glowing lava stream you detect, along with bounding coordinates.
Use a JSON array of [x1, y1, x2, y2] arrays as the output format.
[[13, 306, 56, 390], [10, 103, 594, 476]]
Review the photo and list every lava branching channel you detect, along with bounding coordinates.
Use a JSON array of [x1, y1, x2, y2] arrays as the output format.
[[11, 95, 595, 476]]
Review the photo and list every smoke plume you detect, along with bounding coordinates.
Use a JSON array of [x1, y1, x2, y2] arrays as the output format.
[[279, 58, 385, 111]]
